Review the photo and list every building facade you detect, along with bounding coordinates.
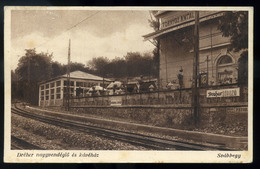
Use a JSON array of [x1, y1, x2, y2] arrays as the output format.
[[144, 11, 242, 89], [38, 70, 111, 107]]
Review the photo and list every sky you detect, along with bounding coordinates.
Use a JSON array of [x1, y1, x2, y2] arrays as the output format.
[[10, 9, 155, 70]]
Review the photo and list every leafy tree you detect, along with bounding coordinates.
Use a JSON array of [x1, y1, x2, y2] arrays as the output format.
[[238, 51, 248, 84], [218, 11, 248, 52], [69, 62, 90, 73], [87, 56, 110, 76], [51, 61, 64, 78], [218, 11, 248, 84], [14, 49, 53, 105], [11, 70, 21, 100], [148, 11, 160, 80], [124, 52, 154, 78], [106, 57, 126, 78], [86, 52, 157, 79]]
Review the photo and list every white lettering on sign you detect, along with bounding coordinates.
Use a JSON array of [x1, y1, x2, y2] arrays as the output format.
[[207, 88, 240, 98], [161, 12, 194, 29], [160, 12, 224, 30], [226, 107, 248, 113], [111, 98, 122, 106]]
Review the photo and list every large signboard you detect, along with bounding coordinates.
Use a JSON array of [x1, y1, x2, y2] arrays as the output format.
[[110, 97, 122, 106], [206, 88, 240, 98], [226, 107, 248, 113], [160, 11, 223, 30]]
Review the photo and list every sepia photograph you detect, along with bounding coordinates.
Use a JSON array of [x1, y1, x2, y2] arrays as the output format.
[[4, 7, 253, 163]]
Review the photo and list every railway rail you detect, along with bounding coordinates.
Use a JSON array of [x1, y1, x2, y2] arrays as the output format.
[[11, 136, 44, 150], [11, 105, 230, 150]]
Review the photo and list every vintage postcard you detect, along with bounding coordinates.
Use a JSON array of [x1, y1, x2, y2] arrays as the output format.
[[4, 6, 253, 163]]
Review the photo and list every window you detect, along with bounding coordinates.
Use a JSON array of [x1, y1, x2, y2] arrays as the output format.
[[45, 96, 49, 100], [41, 91, 44, 96], [70, 88, 74, 93], [51, 95, 54, 100], [56, 87, 61, 93], [51, 82, 55, 88], [41, 85, 44, 90], [76, 82, 83, 87], [217, 55, 233, 65], [56, 94, 61, 99], [64, 81, 74, 86], [46, 90, 49, 95], [46, 84, 49, 89], [51, 89, 55, 94], [41, 96, 44, 100], [217, 55, 235, 85], [56, 81, 61, 86], [63, 87, 74, 93]]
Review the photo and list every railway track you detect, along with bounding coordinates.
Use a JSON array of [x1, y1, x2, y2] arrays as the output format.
[[12, 106, 229, 150], [11, 136, 44, 150]]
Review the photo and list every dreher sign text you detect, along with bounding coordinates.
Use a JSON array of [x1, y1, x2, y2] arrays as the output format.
[[207, 88, 240, 98]]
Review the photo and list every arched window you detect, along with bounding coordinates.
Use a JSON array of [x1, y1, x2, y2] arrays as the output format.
[[217, 55, 233, 65], [216, 55, 235, 85]]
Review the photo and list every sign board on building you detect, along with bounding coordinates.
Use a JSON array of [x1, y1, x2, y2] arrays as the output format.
[[226, 107, 248, 113], [206, 88, 240, 98], [160, 11, 223, 30], [110, 97, 122, 106], [161, 12, 194, 29]]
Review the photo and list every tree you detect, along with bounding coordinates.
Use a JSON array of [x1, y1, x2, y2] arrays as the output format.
[[218, 11, 248, 52], [148, 11, 160, 83], [87, 56, 110, 76], [51, 61, 64, 78], [14, 49, 53, 105], [218, 11, 248, 84], [238, 51, 248, 84]]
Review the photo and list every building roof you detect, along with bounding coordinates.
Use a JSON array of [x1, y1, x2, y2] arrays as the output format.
[[143, 11, 224, 41], [39, 70, 111, 85], [60, 71, 111, 81]]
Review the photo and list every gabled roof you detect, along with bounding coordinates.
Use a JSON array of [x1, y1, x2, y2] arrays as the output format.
[[39, 70, 111, 85], [60, 71, 111, 81]]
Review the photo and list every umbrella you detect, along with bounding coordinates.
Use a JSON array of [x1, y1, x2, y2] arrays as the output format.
[[107, 81, 122, 89], [88, 86, 105, 91]]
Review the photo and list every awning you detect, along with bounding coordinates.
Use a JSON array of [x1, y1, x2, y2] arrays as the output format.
[[143, 21, 194, 41], [143, 12, 224, 41]]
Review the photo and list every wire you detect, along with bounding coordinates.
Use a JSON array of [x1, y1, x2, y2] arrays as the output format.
[[34, 11, 100, 50]]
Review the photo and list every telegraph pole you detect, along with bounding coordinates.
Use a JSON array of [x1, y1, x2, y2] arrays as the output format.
[[66, 39, 71, 111], [27, 56, 31, 103], [192, 11, 200, 125], [206, 55, 209, 86]]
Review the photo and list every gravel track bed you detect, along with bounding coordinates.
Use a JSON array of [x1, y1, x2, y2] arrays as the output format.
[[21, 106, 216, 146], [46, 106, 247, 137], [11, 113, 148, 150]]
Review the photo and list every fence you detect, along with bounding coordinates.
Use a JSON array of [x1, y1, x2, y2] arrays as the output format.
[[70, 83, 248, 107]]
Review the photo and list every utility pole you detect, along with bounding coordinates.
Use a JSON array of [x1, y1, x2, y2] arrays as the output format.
[[206, 55, 209, 86], [27, 56, 31, 103], [66, 39, 71, 111], [102, 71, 104, 105], [192, 11, 200, 125]]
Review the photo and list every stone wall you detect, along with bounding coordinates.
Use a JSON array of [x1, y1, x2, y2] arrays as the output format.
[[71, 105, 247, 136], [68, 84, 248, 136]]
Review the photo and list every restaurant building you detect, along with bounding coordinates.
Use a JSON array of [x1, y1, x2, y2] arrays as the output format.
[[38, 70, 111, 107], [144, 11, 242, 89]]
